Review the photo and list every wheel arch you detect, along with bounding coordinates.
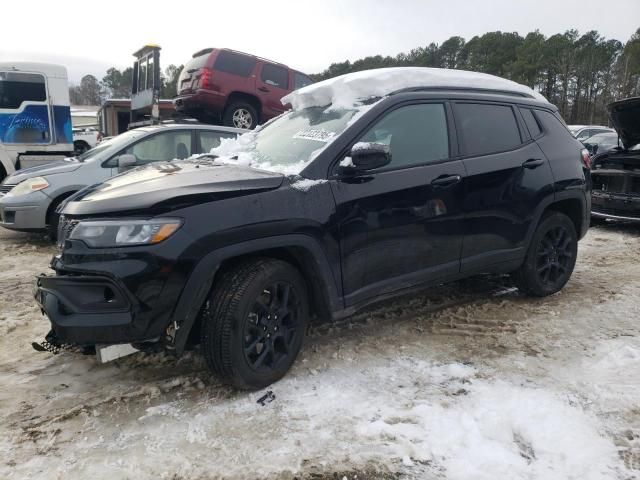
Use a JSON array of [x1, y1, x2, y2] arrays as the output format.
[[225, 92, 262, 118], [45, 189, 80, 226], [525, 191, 587, 249], [172, 234, 342, 355]]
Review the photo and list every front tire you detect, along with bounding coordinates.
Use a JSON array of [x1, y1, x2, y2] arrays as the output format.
[[512, 212, 578, 297], [200, 259, 309, 390]]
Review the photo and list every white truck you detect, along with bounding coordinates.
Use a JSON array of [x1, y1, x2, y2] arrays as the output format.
[[0, 62, 74, 181]]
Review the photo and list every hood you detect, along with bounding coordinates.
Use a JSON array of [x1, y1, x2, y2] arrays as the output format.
[[5, 159, 82, 184], [62, 160, 284, 216], [607, 97, 640, 150]]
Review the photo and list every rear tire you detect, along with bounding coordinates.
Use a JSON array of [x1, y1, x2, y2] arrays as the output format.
[[223, 102, 258, 129], [200, 259, 309, 390], [512, 212, 578, 297]]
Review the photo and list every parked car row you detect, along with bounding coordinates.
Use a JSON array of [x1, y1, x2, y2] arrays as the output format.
[[0, 123, 244, 236], [9, 66, 594, 390]]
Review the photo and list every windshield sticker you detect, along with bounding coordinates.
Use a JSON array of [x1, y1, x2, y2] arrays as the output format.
[[293, 128, 336, 142]]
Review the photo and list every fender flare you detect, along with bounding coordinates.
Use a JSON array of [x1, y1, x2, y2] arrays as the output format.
[[524, 189, 587, 247], [172, 234, 342, 355]]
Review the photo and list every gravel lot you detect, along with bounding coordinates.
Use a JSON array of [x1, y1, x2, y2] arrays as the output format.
[[1, 223, 639, 480]]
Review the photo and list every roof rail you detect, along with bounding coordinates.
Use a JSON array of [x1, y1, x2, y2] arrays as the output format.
[[392, 86, 535, 99], [192, 48, 214, 58], [220, 48, 288, 67]]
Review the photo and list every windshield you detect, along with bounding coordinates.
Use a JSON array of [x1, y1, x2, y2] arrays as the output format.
[[76, 129, 148, 162], [209, 106, 362, 174]]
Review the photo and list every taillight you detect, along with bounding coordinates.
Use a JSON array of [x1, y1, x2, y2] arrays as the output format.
[[200, 69, 212, 89], [580, 148, 591, 169]]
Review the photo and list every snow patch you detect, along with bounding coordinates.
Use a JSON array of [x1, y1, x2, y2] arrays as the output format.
[[357, 381, 617, 480], [290, 178, 328, 192], [283, 67, 547, 110], [340, 156, 354, 167]]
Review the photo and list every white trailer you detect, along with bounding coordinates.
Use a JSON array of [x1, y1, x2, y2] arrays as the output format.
[[0, 62, 74, 181]]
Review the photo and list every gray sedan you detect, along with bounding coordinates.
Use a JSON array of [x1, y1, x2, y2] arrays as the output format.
[[0, 123, 244, 236]]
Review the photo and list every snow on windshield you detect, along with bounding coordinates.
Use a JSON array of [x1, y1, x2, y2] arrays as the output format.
[[206, 105, 371, 175], [282, 67, 547, 110]]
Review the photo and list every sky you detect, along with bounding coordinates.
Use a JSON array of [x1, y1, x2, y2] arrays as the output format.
[[1, 0, 638, 84]]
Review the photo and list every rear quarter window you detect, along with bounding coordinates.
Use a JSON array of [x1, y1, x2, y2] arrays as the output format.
[[535, 110, 575, 139], [456, 103, 522, 156], [520, 108, 542, 138], [214, 51, 257, 77], [185, 54, 211, 71]]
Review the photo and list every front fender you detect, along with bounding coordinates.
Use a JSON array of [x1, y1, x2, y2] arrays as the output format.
[[171, 234, 342, 355]]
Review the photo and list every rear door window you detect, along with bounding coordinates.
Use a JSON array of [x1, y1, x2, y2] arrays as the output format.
[[520, 108, 542, 138], [123, 130, 192, 165], [261, 64, 288, 89], [456, 103, 522, 156], [198, 130, 236, 153], [214, 51, 257, 77]]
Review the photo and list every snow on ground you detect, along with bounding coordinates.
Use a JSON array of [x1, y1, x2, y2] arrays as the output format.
[[282, 67, 548, 111], [1, 222, 640, 479]]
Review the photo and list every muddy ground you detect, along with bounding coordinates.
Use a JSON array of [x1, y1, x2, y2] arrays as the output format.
[[1, 223, 639, 479]]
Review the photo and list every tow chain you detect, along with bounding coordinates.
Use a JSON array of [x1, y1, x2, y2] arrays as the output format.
[[31, 330, 71, 355]]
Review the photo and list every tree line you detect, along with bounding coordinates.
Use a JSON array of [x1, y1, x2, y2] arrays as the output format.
[[68, 64, 183, 106], [313, 28, 640, 125], [70, 27, 640, 125]]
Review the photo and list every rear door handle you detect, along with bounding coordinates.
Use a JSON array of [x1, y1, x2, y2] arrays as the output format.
[[258, 86, 269, 93], [431, 174, 462, 187], [522, 158, 544, 169]]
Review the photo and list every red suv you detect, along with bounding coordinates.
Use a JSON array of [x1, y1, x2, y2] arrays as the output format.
[[174, 48, 313, 129]]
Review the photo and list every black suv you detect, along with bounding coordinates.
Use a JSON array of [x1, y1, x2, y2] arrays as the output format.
[[36, 72, 591, 389]]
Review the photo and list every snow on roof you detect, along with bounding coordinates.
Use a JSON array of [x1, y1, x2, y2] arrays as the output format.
[[282, 67, 547, 110]]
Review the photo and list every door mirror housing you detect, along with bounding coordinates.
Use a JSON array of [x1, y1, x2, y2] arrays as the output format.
[[117, 154, 137, 169], [343, 142, 392, 173]]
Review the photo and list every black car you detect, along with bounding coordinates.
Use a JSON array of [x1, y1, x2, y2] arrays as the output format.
[[591, 97, 640, 222], [35, 69, 591, 389], [582, 131, 620, 156]]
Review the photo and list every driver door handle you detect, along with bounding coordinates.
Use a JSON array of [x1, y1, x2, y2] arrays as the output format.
[[522, 158, 545, 169], [258, 86, 270, 93], [431, 174, 462, 187]]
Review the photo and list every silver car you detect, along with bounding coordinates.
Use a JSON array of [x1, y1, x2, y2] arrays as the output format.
[[0, 123, 244, 235]]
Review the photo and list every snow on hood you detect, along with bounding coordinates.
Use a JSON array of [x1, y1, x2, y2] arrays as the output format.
[[282, 67, 548, 110]]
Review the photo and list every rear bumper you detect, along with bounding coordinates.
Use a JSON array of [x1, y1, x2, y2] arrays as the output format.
[[173, 90, 226, 116]]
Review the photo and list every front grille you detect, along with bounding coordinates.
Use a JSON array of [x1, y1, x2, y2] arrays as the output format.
[[57, 215, 79, 249], [0, 183, 17, 195]]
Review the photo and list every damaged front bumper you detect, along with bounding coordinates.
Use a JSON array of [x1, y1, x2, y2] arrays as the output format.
[[34, 273, 137, 345]]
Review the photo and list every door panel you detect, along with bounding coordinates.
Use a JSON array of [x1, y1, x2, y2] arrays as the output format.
[[454, 102, 555, 271], [257, 64, 289, 118], [330, 102, 464, 305], [332, 162, 466, 304]]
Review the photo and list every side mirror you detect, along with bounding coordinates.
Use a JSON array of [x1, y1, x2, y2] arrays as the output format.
[[343, 142, 391, 173], [117, 154, 137, 169]]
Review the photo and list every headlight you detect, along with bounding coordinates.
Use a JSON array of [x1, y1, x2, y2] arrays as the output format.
[[6, 177, 49, 196], [69, 218, 182, 247]]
